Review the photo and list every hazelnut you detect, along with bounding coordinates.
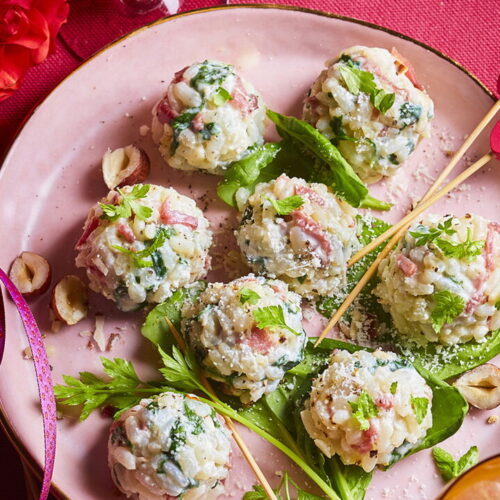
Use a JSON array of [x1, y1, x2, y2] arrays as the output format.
[[102, 145, 150, 190], [9, 252, 51, 297], [50, 275, 88, 326], [453, 363, 500, 410]]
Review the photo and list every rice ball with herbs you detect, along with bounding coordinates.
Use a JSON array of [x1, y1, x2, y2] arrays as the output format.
[[301, 349, 433, 472], [374, 214, 500, 345], [108, 392, 231, 500], [182, 275, 306, 404], [75, 184, 212, 311], [303, 46, 434, 183], [152, 60, 266, 175], [234, 174, 359, 299]]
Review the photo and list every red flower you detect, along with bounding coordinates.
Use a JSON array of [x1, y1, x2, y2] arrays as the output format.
[[0, 0, 69, 101]]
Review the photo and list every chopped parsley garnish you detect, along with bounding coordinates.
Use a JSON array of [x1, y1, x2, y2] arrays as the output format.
[[411, 396, 429, 424], [388, 153, 399, 165], [210, 86, 232, 106], [169, 418, 187, 455], [432, 445, 478, 481], [171, 108, 200, 152], [430, 290, 465, 333], [297, 275, 307, 284], [330, 116, 377, 161], [409, 217, 456, 246], [200, 122, 221, 140], [190, 60, 232, 90], [390, 382, 398, 395], [349, 391, 378, 431], [252, 305, 302, 336], [183, 401, 204, 435], [99, 184, 152, 222], [265, 195, 304, 215], [434, 228, 485, 260], [112, 227, 175, 269], [399, 102, 422, 128], [239, 287, 261, 305], [338, 58, 395, 113]]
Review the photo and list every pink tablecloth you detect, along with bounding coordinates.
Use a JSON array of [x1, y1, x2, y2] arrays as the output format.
[[0, 0, 499, 498]]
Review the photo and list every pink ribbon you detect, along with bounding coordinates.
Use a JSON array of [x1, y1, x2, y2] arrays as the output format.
[[0, 269, 56, 500]]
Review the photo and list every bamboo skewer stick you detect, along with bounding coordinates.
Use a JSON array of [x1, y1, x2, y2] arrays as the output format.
[[164, 317, 278, 500], [348, 152, 493, 265]]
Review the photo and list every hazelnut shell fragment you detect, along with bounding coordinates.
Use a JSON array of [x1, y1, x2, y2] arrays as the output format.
[[9, 252, 51, 297], [102, 145, 150, 190], [453, 363, 500, 410], [50, 275, 88, 326]]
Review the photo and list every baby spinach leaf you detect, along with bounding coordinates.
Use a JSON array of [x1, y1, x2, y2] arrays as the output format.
[[267, 110, 391, 211], [216, 143, 282, 207], [141, 281, 206, 351]]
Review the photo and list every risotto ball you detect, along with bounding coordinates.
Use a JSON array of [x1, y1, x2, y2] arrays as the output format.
[[152, 60, 267, 175], [235, 174, 359, 299], [75, 184, 212, 311], [303, 46, 434, 183], [374, 214, 500, 344], [182, 274, 306, 403], [108, 392, 231, 500], [301, 349, 433, 472]]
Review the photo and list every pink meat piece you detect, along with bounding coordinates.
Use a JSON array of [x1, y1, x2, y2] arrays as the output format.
[[191, 113, 204, 132], [230, 77, 258, 116], [465, 291, 487, 315], [353, 421, 378, 454], [160, 201, 198, 229], [117, 221, 135, 243], [156, 97, 179, 125], [391, 48, 424, 90], [241, 327, 273, 355], [295, 185, 326, 207], [376, 394, 394, 410], [363, 60, 410, 101], [172, 66, 188, 84], [290, 210, 333, 264], [75, 216, 99, 250], [396, 253, 418, 277], [485, 222, 500, 272]]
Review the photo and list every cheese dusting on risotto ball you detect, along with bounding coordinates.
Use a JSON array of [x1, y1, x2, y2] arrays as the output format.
[[374, 214, 500, 345], [108, 392, 231, 500], [182, 275, 306, 404], [75, 184, 212, 311], [303, 46, 434, 183], [301, 349, 433, 472], [235, 175, 359, 299], [152, 60, 267, 175]]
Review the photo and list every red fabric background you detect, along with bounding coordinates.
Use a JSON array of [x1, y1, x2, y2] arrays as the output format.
[[0, 0, 498, 497]]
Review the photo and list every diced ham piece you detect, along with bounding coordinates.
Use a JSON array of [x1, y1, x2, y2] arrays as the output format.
[[353, 421, 378, 454], [156, 97, 179, 125], [376, 394, 394, 410], [160, 201, 198, 229], [117, 221, 135, 243], [396, 253, 418, 277], [289, 211, 333, 265], [191, 113, 204, 132], [391, 48, 424, 90], [75, 216, 99, 249], [241, 327, 273, 355], [485, 222, 500, 272], [172, 66, 188, 84], [465, 291, 487, 315], [230, 77, 258, 116], [295, 185, 325, 207]]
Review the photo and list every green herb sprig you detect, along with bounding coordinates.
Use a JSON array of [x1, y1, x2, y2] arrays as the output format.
[[430, 291, 465, 333], [99, 184, 152, 222], [253, 305, 302, 336], [265, 195, 304, 215]]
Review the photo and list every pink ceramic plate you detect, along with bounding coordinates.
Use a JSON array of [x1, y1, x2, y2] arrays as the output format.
[[0, 5, 499, 500]]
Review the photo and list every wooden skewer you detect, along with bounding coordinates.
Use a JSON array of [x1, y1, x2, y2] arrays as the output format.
[[164, 317, 278, 500], [348, 152, 493, 266]]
